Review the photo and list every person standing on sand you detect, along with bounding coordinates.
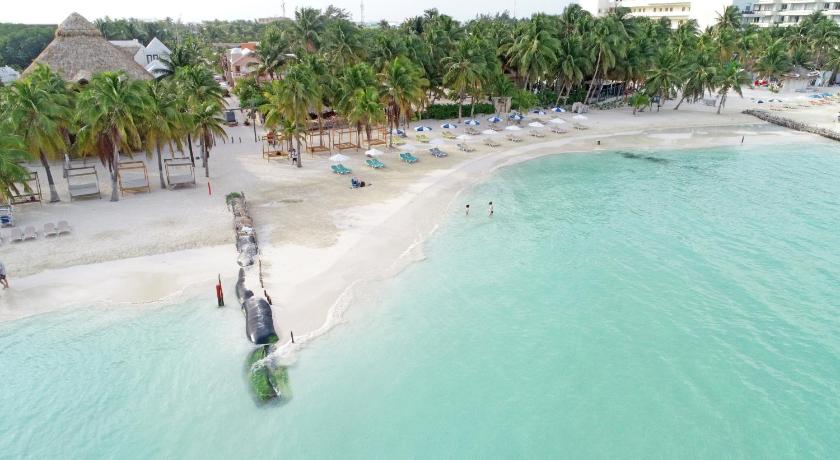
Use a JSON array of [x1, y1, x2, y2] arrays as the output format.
[[0, 261, 8, 289], [488, 201, 494, 217]]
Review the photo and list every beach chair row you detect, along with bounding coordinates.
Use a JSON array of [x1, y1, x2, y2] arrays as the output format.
[[0, 221, 72, 244]]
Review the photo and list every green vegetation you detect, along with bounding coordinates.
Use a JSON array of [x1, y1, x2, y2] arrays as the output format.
[[0, 24, 54, 70], [421, 103, 494, 120]]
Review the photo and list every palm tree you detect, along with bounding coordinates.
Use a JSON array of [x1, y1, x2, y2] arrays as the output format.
[[142, 81, 184, 188], [345, 87, 385, 143], [0, 132, 32, 201], [628, 92, 650, 116], [257, 25, 295, 80], [76, 72, 150, 202], [645, 51, 681, 111], [504, 14, 560, 89], [156, 39, 203, 79], [754, 39, 792, 81], [174, 66, 225, 167], [262, 65, 318, 167], [443, 38, 487, 122], [192, 103, 226, 178], [2, 65, 72, 203], [293, 7, 325, 53], [714, 62, 751, 114], [554, 35, 589, 104], [380, 56, 428, 144], [586, 16, 627, 103]]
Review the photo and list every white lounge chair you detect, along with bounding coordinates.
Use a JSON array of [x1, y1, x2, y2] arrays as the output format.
[[57, 221, 72, 235], [10, 228, 24, 242], [484, 138, 501, 147], [23, 226, 37, 240], [44, 223, 58, 237], [506, 134, 523, 143]]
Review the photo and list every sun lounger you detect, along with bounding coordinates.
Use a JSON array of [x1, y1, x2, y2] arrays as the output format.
[[506, 134, 523, 143], [442, 131, 456, 139], [529, 130, 545, 138], [400, 152, 419, 164], [465, 127, 480, 135], [490, 125, 503, 132], [573, 123, 589, 130], [23, 225, 37, 241], [550, 126, 567, 134], [43, 222, 58, 237], [392, 137, 406, 146], [416, 134, 430, 143], [457, 143, 476, 152], [366, 159, 385, 169], [57, 220, 72, 235], [483, 138, 501, 147], [10, 228, 24, 242], [429, 148, 448, 158]]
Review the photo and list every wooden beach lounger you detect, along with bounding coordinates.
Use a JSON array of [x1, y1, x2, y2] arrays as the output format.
[[506, 134, 523, 143], [416, 134, 431, 143], [529, 130, 545, 138], [43, 223, 58, 237], [400, 152, 419, 164], [457, 143, 476, 152], [429, 148, 448, 158], [118, 161, 151, 195], [366, 159, 385, 169], [23, 225, 37, 241], [441, 131, 457, 139], [484, 138, 501, 147], [10, 228, 24, 242]]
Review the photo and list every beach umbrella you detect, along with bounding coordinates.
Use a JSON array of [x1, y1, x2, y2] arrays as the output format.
[[389, 128, 405, 135], [528, 122, 545, 128], [509, 114, 525, 121], [481, 129, 497, 135], [441, 123, 458, 129], [415, 126, 432, 132], [505, 125, 522, 131], [549, 118, 566, 124], [430, 138, 447, 145], [329, 153, 349, 162], [573, 114, 588, 121], [365, 148, 384, 156], [532, 109, 547, 115], [487, 116, 502, 123], [551, 107, 566, 113], [464, 119, 480, 126]]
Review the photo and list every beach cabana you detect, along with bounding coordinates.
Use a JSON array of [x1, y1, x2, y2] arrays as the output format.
[[9, 171, 43, 205], [333, 128, 360, 151], [66, 166, 101, 201], [262, 133, 286, 160], [307, 130, 331, 155], [117, 161, 151, 195], [365, 126, 387, 149], [164, 159, 196, 189]]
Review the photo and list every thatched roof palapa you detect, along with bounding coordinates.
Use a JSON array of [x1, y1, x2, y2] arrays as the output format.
[[23, 12, 152, 82]]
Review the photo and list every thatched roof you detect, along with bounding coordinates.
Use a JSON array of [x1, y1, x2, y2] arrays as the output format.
[[23, 13, 152, 82]]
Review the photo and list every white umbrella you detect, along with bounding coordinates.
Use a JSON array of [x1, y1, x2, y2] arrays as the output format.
[[505, 125, 522, 131], [482, 129, 498, 135], [528, 122, 545, 128], [415, 126, 432, 132], [456, 134, 472, 140], [549, 118, 566, 124], [509, 114, 525, 121], [573, 114, 588, 121], [365, 148, 384, 156], [464, 119, 481, 126], [329, 153, 349, 162], [430, 138, 447, 145]]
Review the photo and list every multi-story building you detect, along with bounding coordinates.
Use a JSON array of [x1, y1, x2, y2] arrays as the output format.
[[579, 0, 750, 29], [742, 1, 840, 27]]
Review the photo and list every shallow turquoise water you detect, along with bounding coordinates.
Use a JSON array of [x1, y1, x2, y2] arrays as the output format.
[[2, 143, 839, 458]]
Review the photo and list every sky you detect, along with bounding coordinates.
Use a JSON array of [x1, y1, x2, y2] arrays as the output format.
[[4, 0, 577, 24]]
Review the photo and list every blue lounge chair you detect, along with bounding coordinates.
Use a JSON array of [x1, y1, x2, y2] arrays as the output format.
[[400, 152, 419, 164], [366, 159, 385, 169], [429, 148, 447, 158]]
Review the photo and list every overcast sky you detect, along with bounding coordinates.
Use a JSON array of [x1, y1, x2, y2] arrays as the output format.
[[5, 0, 578, 24]]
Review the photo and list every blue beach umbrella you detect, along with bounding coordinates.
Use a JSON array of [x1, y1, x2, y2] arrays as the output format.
[[415, 126, 432, 132], [441, 123, 458, 129], [532, 109, 547, 115], [464, 119, 480, 126], [487, 116, 502, 123], [509, 114, 525, 121], [389, 128, 405, 135], [551, 107, 566, 113]]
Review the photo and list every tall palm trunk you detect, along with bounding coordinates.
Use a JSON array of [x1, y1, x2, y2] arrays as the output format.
[[110, 140, 120, 202], [457, 93, 464, 122], [202, 139, 210, 178], [717, 93, 727, 115], [296, 137, 303, 168], [674, 94, 687, 110], [586, 50, 603, 104], [38, 151, 60, 203], [155, 142, 165, 188], [187, 133, 196, 166]]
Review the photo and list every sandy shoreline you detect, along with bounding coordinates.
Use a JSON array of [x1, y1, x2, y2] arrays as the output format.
[[2, 92, 836, 349]]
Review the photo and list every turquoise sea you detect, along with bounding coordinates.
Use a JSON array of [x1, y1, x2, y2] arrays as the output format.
[[2, 143, 839, 458]]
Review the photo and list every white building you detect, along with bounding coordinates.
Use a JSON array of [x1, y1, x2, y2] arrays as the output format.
[[579, 0, 751, 29], [110, 37, 171, 76], [742, 1, 840, 27], [0, 65, 20, 85]]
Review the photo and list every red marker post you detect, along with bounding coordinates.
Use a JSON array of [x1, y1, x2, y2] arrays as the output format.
[[216, 274, 224, 307]]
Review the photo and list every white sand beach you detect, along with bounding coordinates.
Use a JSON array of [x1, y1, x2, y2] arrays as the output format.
[[1, 94, 834, 342]]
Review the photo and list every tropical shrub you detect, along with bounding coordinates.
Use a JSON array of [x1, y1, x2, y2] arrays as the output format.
[[420, 103, 495, 119]]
